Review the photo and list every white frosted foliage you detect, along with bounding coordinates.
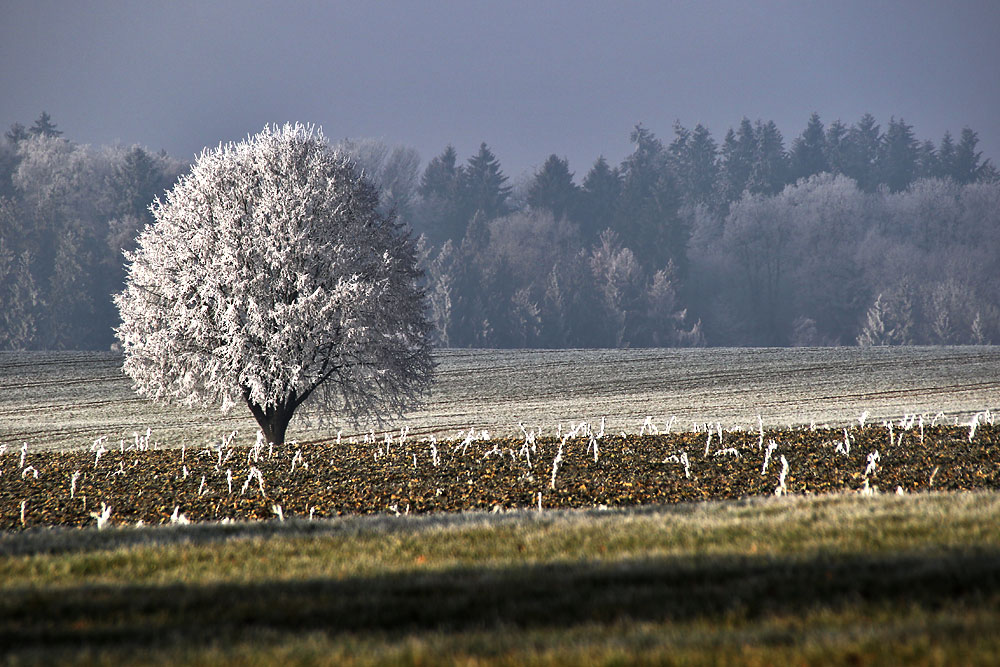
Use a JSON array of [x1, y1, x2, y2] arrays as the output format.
[[115, 124, 434, 443]]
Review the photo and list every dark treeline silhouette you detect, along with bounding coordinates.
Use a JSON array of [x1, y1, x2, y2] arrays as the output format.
[[1, 112, 997, 350]]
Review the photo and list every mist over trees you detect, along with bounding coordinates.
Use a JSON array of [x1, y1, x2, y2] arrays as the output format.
[[1, 114, 185, 349], [407, 113, 998, 349], [1, 111, 998, 350]]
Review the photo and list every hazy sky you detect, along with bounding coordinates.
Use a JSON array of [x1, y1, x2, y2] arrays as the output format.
[[3, 0, 998, 179]]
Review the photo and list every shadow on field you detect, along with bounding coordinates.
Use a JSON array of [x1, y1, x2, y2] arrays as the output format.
[[3, 549, 1000, 654]]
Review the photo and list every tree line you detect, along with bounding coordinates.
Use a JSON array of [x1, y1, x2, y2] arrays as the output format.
[[1, 112, 997, 350], [1, 114, 186, 349]]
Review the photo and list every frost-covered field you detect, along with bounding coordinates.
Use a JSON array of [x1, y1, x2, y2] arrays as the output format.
[[2, 346, 998, 451]]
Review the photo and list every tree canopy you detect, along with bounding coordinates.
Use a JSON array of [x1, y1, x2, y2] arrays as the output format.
[[114, 124, 434, 445]]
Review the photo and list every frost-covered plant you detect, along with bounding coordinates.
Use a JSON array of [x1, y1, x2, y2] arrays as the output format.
[[241, 466, 266, 497], [519, 422, 537, 447], [92, 440, 106, 468], [864, 450, 881, 478], [290, 449, 306, 474], [774, 455, 789, 496], [550, 437, 566, 489], [662, 451, 690, 478], [713, 447, 740, 458], [761, 440, 778, 475], [835, 428, 851, 456], [90, 502, 111, 529], [968, 413, 981, 442], [115, 123, 435, 446]]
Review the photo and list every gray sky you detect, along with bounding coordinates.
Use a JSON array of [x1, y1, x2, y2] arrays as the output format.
[[2, 0, 998, 179]]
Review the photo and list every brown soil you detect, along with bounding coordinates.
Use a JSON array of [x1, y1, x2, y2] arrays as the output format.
[[3, 424, 998, 530]]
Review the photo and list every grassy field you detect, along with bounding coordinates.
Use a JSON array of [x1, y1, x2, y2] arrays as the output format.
[[3, 492, 1000, 664], [3, 348, 1000, 663]]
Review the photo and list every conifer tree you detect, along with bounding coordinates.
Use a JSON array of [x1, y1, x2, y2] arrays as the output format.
[[790, 113, 829, 182], [459, 143, 511, 221], [670, 122, 718, 207], [844, 114, 882, 192], [916, 139, 939, 179], [417, 145, 467, 244], [579, 156, 621, 244], [526, 154, 579, 222], [29, 112, 62, 138], [718, 118, 756, 203], [747, 120, 788, 196], [615, 125, 685, 271], [4, 122, 29, 145], [936, 131, 956, 180], [952, 127, 991, 184], [824, 119, 849, 176], [880, 117, 919, 192]]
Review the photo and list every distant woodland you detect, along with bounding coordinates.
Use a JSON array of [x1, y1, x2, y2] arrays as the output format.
[[1, 112, 998, 350]]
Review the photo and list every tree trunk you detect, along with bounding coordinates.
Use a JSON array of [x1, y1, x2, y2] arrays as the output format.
[[245, 392, 297, 447]]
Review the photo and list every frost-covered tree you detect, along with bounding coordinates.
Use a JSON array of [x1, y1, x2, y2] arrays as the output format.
[[115, 124, 435, 446]]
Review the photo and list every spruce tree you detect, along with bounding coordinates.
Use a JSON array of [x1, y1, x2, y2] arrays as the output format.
[[419, 145, 459, 199], [844, 114, 882, 192], [790, 113, 829, 182], [824, 119, 849, 176], [916, 139, 938, 179], [670, 122, 718, 207], [29, 112, 62, 138], [526, 154, 579, 222], [718, 118, 756, 203], [615, 125, 685, 271], [4, 122, 29, 145], [880, 117, 919, 192], [459, 143, 511, 221], [952, 127, 991, 184], [418, 145, 467, 243], [936, 131, 956, 180], [747, 120, 788, 196], [579, 156, 621, 244]]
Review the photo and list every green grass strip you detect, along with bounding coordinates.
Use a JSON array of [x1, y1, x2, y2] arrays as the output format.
[[2, 492, 999, 665]]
